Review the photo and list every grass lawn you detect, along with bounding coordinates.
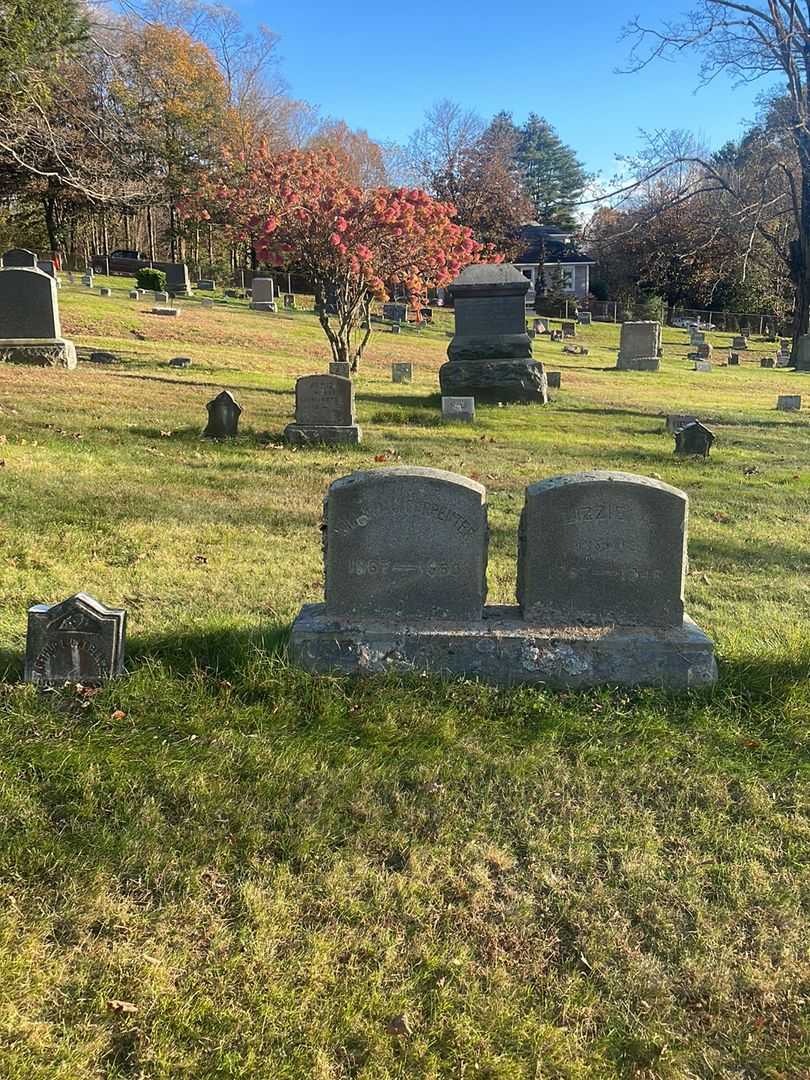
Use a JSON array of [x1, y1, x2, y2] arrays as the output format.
[[0, 279, 808, 1078]]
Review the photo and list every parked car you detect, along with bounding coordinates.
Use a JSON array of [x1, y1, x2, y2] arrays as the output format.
[[672, 315, 716, 330], [90, 250, 152, 275]]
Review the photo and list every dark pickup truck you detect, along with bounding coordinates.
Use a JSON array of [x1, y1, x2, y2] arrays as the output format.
[[90, 250, 154, 275]]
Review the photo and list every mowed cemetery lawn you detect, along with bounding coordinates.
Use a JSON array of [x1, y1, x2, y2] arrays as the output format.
[[1, 278, 809, 1079]]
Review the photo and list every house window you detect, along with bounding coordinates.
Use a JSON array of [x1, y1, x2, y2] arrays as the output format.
[[560, 267, 575, 292]]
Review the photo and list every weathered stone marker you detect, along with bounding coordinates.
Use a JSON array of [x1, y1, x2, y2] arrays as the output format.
[[289, 467, 716, 688], [285, 373, 361, 445], [283, 293, 296, 310], [250, 277, 276, 311], [197, 279, 215, 290], [89, 351, 118, 365], [674, 421, 715, 457], [578, 311, 592, 325], [203, 390, 241, 437], [329, 361, 351, 377], [732, 335, 748, 350], [665, 414, 697, 433], [129, 290, 139, 299], [165, 262, 191, 296], [154, 291, 169, 303], [169, 356, 192, 368], [442, 396, 475, 422], [617, 321, 661, 371], [392, 362, 413, 383], [99, 287, 111, 297], [777, 395, 801, 411], [25, 593, 126, 684], [323, 467, 488, 620], [728, 353, 740, 365], [0, 248, 77, 368], [694, 360, 712, 373], [761, 357, 775, 368], [383, 302, 407, 323], [545, 371, 561, 389], [517, 472, 686, 628], [151, 307, 179, 317], [439, 264, 548, 402], [561, 321, 576, 338]]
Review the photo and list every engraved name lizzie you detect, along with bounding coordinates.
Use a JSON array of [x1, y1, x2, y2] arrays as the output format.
[[333, 496, 480, 538]]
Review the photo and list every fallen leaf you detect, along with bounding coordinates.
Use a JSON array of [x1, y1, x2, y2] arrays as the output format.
[[194, 554, 208, 564], [712, 511, 730, 523], [110, 710, 126, 721], [160, 430, 173, 438], [107, 1000, 138, 1014], [386, 1013, 413, 1039]]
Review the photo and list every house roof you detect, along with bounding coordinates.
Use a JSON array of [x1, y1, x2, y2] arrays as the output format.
[[514, 223, 595, 266]]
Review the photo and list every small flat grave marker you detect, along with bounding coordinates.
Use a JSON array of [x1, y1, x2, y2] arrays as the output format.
[[442, 396, 475, 422], [169, 357, 191, 368], [777, 395, 801, 411]]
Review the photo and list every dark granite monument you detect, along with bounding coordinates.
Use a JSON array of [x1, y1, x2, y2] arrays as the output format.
[[439, 264, 548, 403], [674, 421, 715, 457], [25, 593, 126, 684], [0, 248, 77, 368], [203, 390, 242, 437]]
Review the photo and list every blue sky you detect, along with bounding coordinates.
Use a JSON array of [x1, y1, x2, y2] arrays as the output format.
[[232, 0, 774, 179]]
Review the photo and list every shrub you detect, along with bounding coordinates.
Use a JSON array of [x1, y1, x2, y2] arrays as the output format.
[[136, 267, 167, 292]]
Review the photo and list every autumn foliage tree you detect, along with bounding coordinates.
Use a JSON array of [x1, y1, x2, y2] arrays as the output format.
[[189, 147, 481, 369]]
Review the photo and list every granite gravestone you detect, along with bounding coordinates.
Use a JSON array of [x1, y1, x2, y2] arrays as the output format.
[[197, 279, 215, 290], [329, 361, 351, 377], [561, 321, 576, 338], [99, 287, 111, 297], [517, 472, 686, 628], [129, 290, 139, 299], [546, 371, 561, 389], [165, 263, 191, 296], [169, 356, 191, 368], [665, 414, 698, 433], [155, 291, 169, 303], [390, 323, 401, 335], [392, 362, 413, 384], [0, 249, 77, 368], [203, 390, 241, 437], [251, 278, 276, 311], [289, 468, 717, 688], [578, 311, 593, 325], [322, 467, 488, 620], [81, 272, 93, 287], [152, 307, 179, 317], [383, 302, 407, 323], [284, 374, 361, 445], [690, 330, 705, 346], [728, 353, 740, 365], [777, 395, 801, 411], [761, 357, 775, 368], [89, 351, 118, 365], [442, 396, 475, 422], [732, 335, 748, 350], [674, 421, 715, 457], [283, 293, 296, 310], [695, 342, 713, 360], [617, 321, 661, 371], [25, 593, 126, 684], [440, 264, 548, 403], [694, 361, 712, 373], [36, 259, 56, 278]]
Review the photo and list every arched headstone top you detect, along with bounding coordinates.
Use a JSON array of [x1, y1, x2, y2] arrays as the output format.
[[0, 264, 60, 338], [518, 471, 687, 628], [324, 466, 488, 620], [2, 248, 38, 268]]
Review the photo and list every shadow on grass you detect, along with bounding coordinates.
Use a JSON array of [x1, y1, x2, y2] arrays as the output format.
[[105, 371, 292, 397], [127, 622, 292, 679]]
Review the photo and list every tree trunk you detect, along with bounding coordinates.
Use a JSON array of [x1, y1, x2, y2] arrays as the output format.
[[146, 205, 155, 261], [42, 194, 62, 254]]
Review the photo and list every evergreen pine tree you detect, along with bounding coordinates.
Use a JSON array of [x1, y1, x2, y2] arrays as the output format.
[[516, 114, 588, 228]]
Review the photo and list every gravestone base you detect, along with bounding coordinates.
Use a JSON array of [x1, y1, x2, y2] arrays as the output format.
[[616, 355, 660, 372], [290, 604, 717, 689], [439, 359, 548, 403], [0, 337, 77, 369], [284, 423, 361, 446], [251, 301, 277, 312]]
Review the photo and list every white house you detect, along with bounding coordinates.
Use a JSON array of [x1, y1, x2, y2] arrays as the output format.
[[513, 224, 595, 301]]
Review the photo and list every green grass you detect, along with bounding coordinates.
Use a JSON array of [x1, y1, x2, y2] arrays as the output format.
[[0, 282, 808, 1078]]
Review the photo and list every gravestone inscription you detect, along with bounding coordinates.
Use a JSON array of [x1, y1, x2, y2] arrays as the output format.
[[323, 467, 488, 620], [285, 374, 361, 444], [518, 471, 686, 628], [25, 593, 126, 684], [442, 396, 475, 422]]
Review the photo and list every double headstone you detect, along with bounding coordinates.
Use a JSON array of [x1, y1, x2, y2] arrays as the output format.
[[439, 263, 548, 402], [284, 374, 361, 445], [0, 248, 77, 368], [251, 278, 276, 311], [383, 302, 407, 323], [25, 593, 126, 684], [290, 468, 716, 688], [617, 321, 661, 371]]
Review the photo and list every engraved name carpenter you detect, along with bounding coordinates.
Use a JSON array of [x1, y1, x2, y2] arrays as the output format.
[[565, 567, 664, 583], [334, 497, 478, 536]]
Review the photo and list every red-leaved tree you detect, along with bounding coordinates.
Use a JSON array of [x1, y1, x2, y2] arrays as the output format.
[[186, 146, 483, 370]]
